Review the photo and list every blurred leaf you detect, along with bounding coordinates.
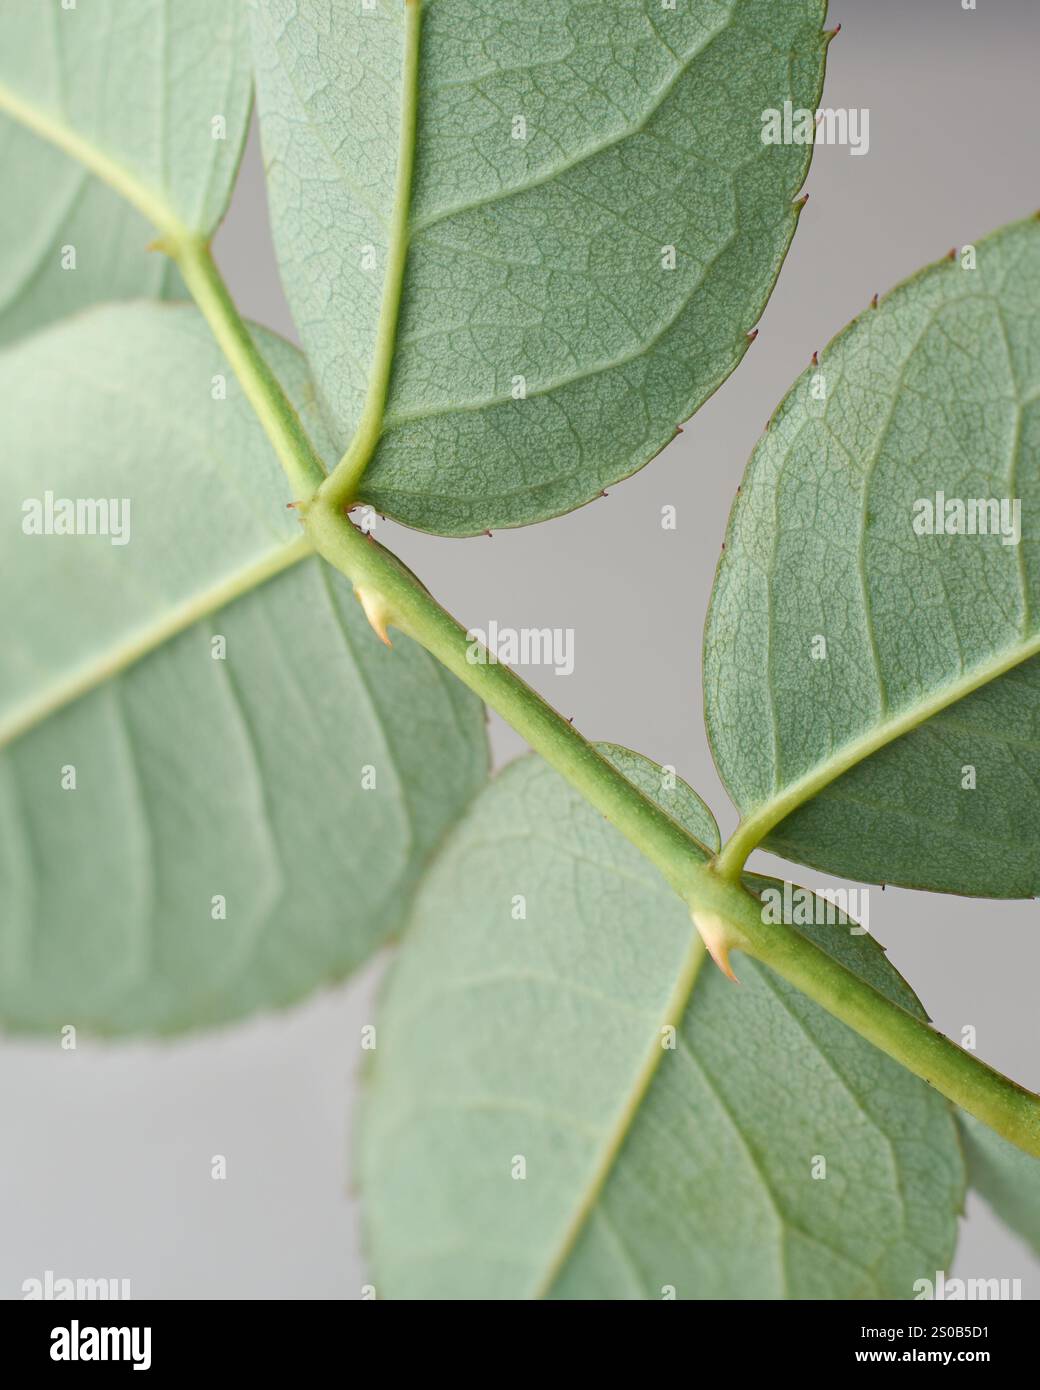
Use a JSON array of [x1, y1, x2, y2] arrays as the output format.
[[249, 0, 828, 533], [0, 0, 252, 344], [705, 216, 1040, 895], [0, 304, 488, 1034], [360, 748, 963, 1299], [959, 1112, 1040, 1257]]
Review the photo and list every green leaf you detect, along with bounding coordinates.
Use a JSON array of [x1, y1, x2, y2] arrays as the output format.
[[959, 1112, 1040, 1257], [249, 0, 829, 534], [359, 748, 963, 1299], [706, 215, 1040, 895], [0, 0, 252, 345], [0, 304, 488, 1034]]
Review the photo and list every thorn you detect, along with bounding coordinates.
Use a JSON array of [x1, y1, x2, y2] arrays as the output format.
[[811, 350, 819, 366], [600, 489, 609, 497], [567, 715, 575, 723], [736, 485, 742, 495], [946, 247, 957, 261], [675, 422, 685, 434], [824, 22, 842, 42], [793, 192, 809, 210], [746, 327, 759, 344], [482, 529, 493, 538], [356, 587, 393, 647], [721, 541, 726, 551], [692, 910, 739, 983], [870, 292, 879, 309]]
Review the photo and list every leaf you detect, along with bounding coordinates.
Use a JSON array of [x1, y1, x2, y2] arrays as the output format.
[[0, 0, 252, 345], [959, 1112, 1040, 1257], [705, 215, 1040, 895], [249, 0, 829, 534], [359, 748, 963, 1299], [0, 303, 488, 1034]]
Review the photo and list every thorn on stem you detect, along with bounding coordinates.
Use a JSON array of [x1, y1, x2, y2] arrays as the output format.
[[746, 327, 759, 344], [870, 292, 879, 309], [811, 350, 819, 367], [356, 587, 393, 647], [692, 910, 740, 983]]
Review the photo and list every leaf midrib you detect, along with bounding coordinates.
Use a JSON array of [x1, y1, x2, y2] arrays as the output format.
[[0, 73, 187, 240], [720, 629, 1040, 875], [0, 537, 312, 749], [323, 0, 423, 507], [531, 927, 710, 1299]]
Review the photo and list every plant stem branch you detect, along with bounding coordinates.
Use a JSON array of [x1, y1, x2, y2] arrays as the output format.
[[166, 236, 328, 501], [135, 220, 1040, 1158], [304, 491, 1040, 1159]]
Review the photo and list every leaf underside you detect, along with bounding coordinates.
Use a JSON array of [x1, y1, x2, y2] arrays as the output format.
[[360, 749, 963, 1299], [0, 306, 488, 1034], [958, 1111, 1040, 1258], [250, 0, 829, 534], [0, 0, 252, 346], [706, 216, 1040, 896]]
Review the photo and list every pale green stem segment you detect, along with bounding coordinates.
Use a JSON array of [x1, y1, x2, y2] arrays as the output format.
[[304, 491, 1040, 1160], [167, 236, 328, 501], [8, 12, 1039, 1160], [319, 0, 423, 513]]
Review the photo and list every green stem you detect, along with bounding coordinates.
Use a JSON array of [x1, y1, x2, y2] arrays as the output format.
[[304, 495, 716, 896], [167, 235, 328, 501], [304, 491, 1040, 1159], [686, 872, 1040, 1157]]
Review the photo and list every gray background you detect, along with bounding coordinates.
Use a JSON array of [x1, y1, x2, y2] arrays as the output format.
[[3, 0, 1039, 1299]]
